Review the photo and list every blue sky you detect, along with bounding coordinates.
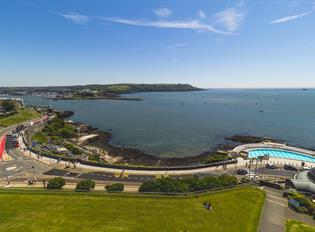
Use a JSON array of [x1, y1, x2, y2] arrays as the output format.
[[0, 0, 315, 88]]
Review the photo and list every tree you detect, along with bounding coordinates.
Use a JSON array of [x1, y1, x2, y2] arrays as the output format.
[[105, 183, 124, 192], [76, 179, 95, 191], [1, 100, 15, 112], [47, 177, 65, 189], [139, 181, 157, 192]]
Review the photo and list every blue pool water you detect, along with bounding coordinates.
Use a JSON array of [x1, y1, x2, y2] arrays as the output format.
[[248, 149, 315, 163]]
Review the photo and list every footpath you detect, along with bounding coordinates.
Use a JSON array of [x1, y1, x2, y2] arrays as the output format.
[[0, 180, 140, 192]]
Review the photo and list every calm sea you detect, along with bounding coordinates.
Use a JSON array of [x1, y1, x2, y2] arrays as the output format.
[[18, 89, 315, 158]]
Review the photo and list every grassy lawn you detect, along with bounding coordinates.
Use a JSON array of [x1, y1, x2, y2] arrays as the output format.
[[32, 131, 48, 143], [0, 187, 264, 232], [286, 220, 315, 232], [0, 108, 40, 127]]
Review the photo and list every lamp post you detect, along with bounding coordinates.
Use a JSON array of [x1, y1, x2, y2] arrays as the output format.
[[3, 163, 9, 185], [31, 165, 36, 182]]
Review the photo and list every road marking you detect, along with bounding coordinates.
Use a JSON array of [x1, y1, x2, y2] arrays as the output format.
[[267, 194, 287, 202], [264, 189, 282, 197], [266, 198, 287, 207], [6, 166, 17, 171]]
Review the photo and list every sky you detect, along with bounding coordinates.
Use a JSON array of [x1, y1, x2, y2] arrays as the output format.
[[0, 0, 314, 88]]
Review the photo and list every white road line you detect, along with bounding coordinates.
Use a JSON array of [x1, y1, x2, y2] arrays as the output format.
[[266, 198, 287, 207], [6, 166, 17, 171], [264, 189, 282, 197], [267, 194, 287, 202]]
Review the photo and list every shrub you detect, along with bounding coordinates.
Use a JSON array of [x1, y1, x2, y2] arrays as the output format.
[[297, 206, 308, 214], [138, 181, 157, 192], [240, 177, 250, 183], [202, 153, 231, 164], [76, 179, 95, 191], [105, 183, 124, 192], [47, 177, 65, 189], [218, 174, 238, 187], [139, 174, 238, 193], [65, 143, 82, 155], [1, 100, 15, 112]]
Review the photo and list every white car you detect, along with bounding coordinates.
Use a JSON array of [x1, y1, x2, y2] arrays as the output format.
[[246, 171, 259, 180], [302, 166, 310, 171]]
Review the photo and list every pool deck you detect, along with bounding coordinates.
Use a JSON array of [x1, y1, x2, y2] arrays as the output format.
[[232, 142, 315, 167]]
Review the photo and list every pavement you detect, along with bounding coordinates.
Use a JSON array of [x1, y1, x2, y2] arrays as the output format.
[[259, 187, 315, 232], [0, 181, 140, 192]]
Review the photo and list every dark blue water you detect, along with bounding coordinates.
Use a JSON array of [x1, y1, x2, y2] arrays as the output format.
[[18, 89, 315, 158]]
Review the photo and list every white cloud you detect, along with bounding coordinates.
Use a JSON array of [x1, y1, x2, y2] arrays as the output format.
[[269, 12, 312, 24], [59, 13, 89, 24], [154, 8, 172, 18], [101, 17, 234, 35], [198, 10, 206, 19], [168, 43, 188, 48], [213, 8, 245, 32]]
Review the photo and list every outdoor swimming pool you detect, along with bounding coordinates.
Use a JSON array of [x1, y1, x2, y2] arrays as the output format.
[[248, 149, 315, 163]]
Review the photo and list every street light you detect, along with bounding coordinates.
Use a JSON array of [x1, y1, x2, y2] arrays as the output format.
[[3, 163, 9, 185], [31, 165, 36, 182]]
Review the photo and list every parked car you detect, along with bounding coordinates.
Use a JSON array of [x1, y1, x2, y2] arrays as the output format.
[[301, 166, 310, 171], [284, 165, 298, 171], [13, 142, 20, 148], [237, 169, 248, 175], [266, 164, 278, 169], [246, 171, 259, 180], [283, 188, 297, 197], [12, 133, 18, 139], [6, 131, 12, 137]]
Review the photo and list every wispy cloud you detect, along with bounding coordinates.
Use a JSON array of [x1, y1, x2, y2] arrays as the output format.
[[168, 43, 188, 48], [198, 10, 206, 19], [269, 12, 312, 24], [101, 17, 234, 35], [59, 13, 89, 24], [213, 8, 245, 32], [154, 8, 172, 18]]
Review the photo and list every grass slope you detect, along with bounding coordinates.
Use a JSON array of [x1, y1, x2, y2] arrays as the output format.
[[286, 220, 315, 232], [0, 187, 264, 232], [0, 108, 40, 127]]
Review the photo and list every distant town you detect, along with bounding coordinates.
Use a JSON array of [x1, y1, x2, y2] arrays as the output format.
[[0, 84, 201, 101]]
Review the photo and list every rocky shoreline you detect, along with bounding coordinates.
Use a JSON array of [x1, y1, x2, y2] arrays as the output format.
[[83, 127, 240, 166]]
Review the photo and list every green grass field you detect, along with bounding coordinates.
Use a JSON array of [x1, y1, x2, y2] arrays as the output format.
[[0, 108, 40, 127], [286, 220, 315, 232], [0, 187, 264, 232]]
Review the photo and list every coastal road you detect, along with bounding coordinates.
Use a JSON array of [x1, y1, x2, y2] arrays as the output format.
[[255, 167, 296, 178], [0, 136, 51, 182], [3, 135, 221, 183], [2, 132, 297, 185]]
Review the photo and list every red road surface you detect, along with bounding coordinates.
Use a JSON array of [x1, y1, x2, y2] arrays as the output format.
[[0, 133, 7, 160]]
